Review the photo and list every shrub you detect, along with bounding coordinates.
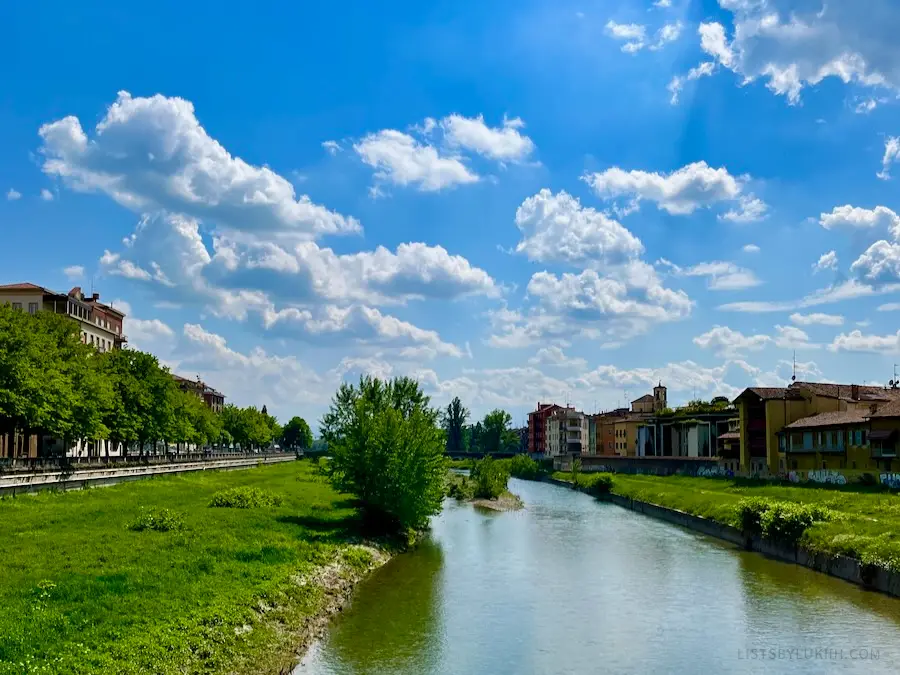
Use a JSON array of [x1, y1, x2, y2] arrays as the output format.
[[209, 486, 283, 508], [127, 507, 185, 532], [447, 474, 474, 500], [736, 498, 833, 545], [736, 497, 772, 536], [583, 472, 614, 496], [320, 376, 448, 532], [471, 457, 509, 500], [508, 455, 542, 480]]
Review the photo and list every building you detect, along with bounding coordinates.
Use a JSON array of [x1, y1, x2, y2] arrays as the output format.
[[544, 406, 589, 457], [631, 384, 668, 415], [595, 408, 629, 455], [173, 374, 226, 413], [527, 403, 563, 455], [733, 381, 900, 476], [0, 283, 126, 352]]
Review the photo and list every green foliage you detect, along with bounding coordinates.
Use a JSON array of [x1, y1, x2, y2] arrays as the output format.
[[478, 409, 519, 454], [222, 404, 277, 450], [571, 457, 582, 486], [471, 456, 509, 499], [583, 472, 614, 496], [321, 376, 447, 531], [442, 397, 469, 454], [281, 416, 313, 450], [127, 507, 186, 532], [507, 454, 542, 480], [446, 473, 475, 500], [736, 498, 834, 545], [209, 487, 284, 509]]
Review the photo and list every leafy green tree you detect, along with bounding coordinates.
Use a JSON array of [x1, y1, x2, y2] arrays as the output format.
[[282, 416, 313, 450], [321, 376, 447, 532], [442, 397, 469, 454], [471, 456, 509, 499], [479, 409, 518, 454]]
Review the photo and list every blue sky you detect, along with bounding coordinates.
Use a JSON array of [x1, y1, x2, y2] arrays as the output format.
[[3, 0, 900, 429]]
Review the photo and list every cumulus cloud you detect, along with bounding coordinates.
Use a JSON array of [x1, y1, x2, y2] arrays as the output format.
[[514, 189, 643, 268], [658, 259, 761, 291], [789, 312, 844, 326], [40, 92, 360, 239], [440, 114, 535, 162], [668, 61, 716, 104], [528, 346, 588, 370], [819, 205, 900, 237], [6, 188, 21, 201], [605, 20, 647, 53], [812, 250, 838, 273], [877, 303, 900, 312], [850, 240, 900, 284], [774, 325, 818, 350], [829, 330, 900, 354], [40, 188, 54, 201], [693, 325, 770, 357], [682, 3, 900, 106], [583, 161, 764, 219], [322, 140, 341, 155], [878, 137, 900, 180], [63, 265, 85, 280], [743, 244, 760, 253]]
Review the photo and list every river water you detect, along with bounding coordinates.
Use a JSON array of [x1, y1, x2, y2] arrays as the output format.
[[296, 478, 900, 674]]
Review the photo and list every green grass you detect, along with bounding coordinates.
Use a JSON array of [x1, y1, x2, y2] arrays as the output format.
[[583, 474, 900, 572], [0, 460, 377, 675]]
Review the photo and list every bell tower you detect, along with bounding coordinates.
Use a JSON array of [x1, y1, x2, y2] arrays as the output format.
[[653, 382, 667, 412]]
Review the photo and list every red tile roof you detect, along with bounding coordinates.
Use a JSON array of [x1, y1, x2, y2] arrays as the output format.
[[0, 282, 48, 291], [734, 387, 804, 402], [790, 381, 900, 401], [783, 410, 869, 430]]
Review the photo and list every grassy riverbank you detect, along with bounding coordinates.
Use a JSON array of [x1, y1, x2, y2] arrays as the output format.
[[0, 460, 391, 675], [552, 472, 900, 572]]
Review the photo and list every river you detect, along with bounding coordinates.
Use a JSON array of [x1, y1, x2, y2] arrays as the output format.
[[296, 478, 900, 674]]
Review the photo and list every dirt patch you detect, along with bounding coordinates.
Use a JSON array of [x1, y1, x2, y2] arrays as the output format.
[[472, 491, 524, 512]]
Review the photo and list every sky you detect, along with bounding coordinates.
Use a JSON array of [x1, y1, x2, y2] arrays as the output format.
[[3, 0, 900, 431]]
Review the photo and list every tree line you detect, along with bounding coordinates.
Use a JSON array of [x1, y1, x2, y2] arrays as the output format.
[[441, 397, 522, 455], [0, 304, 312, 456]]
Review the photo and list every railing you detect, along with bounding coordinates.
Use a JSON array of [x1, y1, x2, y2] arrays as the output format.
[[0, 449, 293, 475]]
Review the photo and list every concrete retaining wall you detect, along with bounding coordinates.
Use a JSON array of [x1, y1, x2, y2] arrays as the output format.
[[544, 477, 900, 598], [0, 454, 296, 496]]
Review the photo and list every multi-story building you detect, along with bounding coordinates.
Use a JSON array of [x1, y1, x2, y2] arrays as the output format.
[[527, 403, 563, 455], [0, 283, 126, 352], [544, 407, 589, 457], [734, 381, 900, 476], [595, 408, 629, 455], [173, 374, 226, 413]]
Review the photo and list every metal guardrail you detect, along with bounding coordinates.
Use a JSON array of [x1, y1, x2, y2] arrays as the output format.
[[0, 450, 293, 475]]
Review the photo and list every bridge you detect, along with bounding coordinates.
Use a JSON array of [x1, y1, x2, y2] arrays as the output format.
[[445, 451, 518, 460]]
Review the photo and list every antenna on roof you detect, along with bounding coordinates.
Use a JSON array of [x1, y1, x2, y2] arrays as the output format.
[[891, 364, 899, 389], [791, 350, 797, 382]]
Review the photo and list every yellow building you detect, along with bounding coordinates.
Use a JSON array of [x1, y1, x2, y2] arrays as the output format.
[[613, 416, 644, 456], [733, 382, 900, 477]]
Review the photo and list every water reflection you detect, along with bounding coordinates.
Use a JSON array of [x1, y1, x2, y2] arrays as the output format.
[[299, 479, 900, 675]]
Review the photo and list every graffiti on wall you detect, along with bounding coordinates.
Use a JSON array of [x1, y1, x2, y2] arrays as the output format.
[[697, 466, 733, 478], [807, 470, 848, 485], [881, 473, 900, 490]]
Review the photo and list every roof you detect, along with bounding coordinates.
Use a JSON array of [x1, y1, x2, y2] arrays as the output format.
[[783, 410, 869, 430], [869, 429, 898, 441], [631, 394, 654, 404], [718, 431, 740, 440], [0, 282, 50, 292], [868, 398, 900, 418], [734, 387, 803, 402], [791, 381, 900, 401]]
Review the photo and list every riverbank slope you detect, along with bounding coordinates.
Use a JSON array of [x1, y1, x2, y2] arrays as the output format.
[[0, 460, 392, 675]]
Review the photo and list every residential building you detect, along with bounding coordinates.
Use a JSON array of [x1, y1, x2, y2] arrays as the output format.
[[636, 407, 734, 459], [587, 416, 597, 455], [527, 403, 563, 455], [734, 381, 900, 476], [173, 374, 226, 413], [0, 283, 126, 352], [544, 407, 589, 457], [718, 418, 741, 473], [596, 408, 629, 455]]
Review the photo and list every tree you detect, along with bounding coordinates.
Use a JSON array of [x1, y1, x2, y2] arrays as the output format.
[[282, 416, 313, 450], [479, 409, 518, 454], [321, 376, 447, 532], [442, 397, 469, 454]]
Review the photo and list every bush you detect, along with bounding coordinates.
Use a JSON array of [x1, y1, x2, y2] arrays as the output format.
[[508, 455, 542, 480], [447, 474, 475, 500], [320, 376, 448, 532], [209, 486, 284, 508], [127, 507, 185, 532], [471, 457, 509, 499], [583, 472, 614, 496], [736, 498, 833, 544]]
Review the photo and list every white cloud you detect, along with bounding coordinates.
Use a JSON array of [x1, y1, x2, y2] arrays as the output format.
[[877, 303, 900, 312], [855, 98, 878, 114], [689, 4, 900, 106], [605, 20, 647, 53], [63, 265, 85, 280], [659, 259, 761, 291], [819, 205, 900, 237], [528, 346, 588, 370], [583, 161, 764, 218], [668, 61, 716, 104], [878, 137, 900, 180], [514, 189, 643, 268], [40, 188, 54, 201], [850, 240, 900, 284], [774, 324, 818, 350], [742, 244, 760, 253], [812, 250, 838, 273], [441, 114, 535, 162], [720, 195, 768, 223], [789, 313, 844, 326], [39, 91, 360, 239], [353, 129, 478, 191], [829, 330, 900, 354], [649, 22, 683, 51], [322, 140, 341, 155], [693, 325, 770, 357], [719, 279, 900, 313], [654, 0, 672, 6], [6, 188, 21, 201]]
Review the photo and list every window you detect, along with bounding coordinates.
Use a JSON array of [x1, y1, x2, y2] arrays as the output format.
[[90, 335, 94, 345], [28, 302, 38, 314], [12, 302, 21, 310]]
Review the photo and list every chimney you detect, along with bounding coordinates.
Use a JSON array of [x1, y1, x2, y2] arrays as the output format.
[[91, 292, 100, 301], [851, 384, 860, 401]]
